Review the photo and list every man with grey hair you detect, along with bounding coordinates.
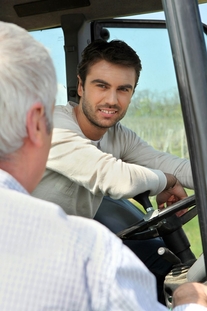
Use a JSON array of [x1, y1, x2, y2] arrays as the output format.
[[1, 21, 207, 311]]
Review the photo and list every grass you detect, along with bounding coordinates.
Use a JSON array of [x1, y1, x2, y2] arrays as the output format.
[[182, 190, 203, 258], [183, 216, 202, 258]]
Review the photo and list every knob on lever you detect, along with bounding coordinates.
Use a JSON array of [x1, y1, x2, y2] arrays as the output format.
[[133, 190, 154, 213], [158, 247, 181, 265]]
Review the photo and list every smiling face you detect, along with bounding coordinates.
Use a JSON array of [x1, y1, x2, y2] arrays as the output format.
[[76, 59, 136, 140]]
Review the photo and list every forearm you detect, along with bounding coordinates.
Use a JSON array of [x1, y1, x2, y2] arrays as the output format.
[[128, 137, 194, 189], [48, 128, 167, 198]]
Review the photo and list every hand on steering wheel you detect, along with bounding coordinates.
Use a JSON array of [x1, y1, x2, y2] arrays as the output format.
[[157, 174, 188, 217]]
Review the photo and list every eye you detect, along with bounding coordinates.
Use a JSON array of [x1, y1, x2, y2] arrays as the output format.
[[119, 87, 130, 92], [97, 83, 107, 89]]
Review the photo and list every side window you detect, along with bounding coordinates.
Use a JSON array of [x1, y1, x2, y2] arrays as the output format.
[[106, 22, 206, 157], [30, 27, 67, 106]]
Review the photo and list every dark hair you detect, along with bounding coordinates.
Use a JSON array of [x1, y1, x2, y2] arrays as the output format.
[[77, 39, 142, 89]]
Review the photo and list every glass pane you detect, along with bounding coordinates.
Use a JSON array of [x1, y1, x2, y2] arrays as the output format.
[[30, 27, 67, 106], [106, 26, 188, 158]]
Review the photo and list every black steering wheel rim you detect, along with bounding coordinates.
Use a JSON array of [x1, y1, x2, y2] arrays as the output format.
[[117, 194, 196, 239]]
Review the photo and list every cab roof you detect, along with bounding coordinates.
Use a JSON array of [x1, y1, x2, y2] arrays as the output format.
[[1, 0, 207, 31]]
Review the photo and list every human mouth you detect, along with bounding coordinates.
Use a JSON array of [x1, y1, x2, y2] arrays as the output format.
[[100, 109, 117, 114]]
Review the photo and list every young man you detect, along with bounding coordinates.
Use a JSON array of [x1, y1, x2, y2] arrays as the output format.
[[32, 39, 195, 303], [33, 40, 192, 218]]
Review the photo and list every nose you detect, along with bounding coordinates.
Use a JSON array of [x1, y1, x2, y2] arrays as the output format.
[[105, 89, 118, 106]]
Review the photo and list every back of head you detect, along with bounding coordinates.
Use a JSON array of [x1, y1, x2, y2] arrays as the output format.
[[77, 39, 142, 89], [0, 22, 57, 158]]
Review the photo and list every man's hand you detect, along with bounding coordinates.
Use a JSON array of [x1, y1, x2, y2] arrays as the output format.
[[156, 173, 188, 217], [173, 282, 207, 308]]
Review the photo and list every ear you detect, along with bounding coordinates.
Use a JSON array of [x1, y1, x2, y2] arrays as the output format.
[[77, 75, 84, 97], [26, 103, 45, 147]]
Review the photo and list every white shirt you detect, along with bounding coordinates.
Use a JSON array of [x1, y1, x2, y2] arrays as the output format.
[[0, 169, 204, 311]]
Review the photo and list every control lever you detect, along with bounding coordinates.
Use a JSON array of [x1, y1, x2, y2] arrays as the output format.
[[158, 247, 181, 265], [134, 190, 154, 212]]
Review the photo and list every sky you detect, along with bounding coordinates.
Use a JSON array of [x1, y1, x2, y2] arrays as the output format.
[[199, 2, 207, 22], [132, 3, 207, 22]]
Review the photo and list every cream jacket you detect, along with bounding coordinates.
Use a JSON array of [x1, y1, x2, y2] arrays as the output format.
[[32, 102, 193, 218]]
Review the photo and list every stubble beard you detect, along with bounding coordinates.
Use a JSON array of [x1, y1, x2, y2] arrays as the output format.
[[81, 94, 127, 129]]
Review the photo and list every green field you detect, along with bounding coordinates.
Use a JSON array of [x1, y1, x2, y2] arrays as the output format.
[[122, 92, 203, 259], [183, 190, 202, 258], [184, 215, 202, 258]]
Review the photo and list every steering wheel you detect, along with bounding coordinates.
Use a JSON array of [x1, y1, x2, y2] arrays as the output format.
[[117, 191, 197, 265], [117, 191, 197, 240]]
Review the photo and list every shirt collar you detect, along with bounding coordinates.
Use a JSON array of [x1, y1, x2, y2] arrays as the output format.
[[0, 169, 28, 194]]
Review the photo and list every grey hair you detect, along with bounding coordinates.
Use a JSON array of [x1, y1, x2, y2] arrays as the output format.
[[0, 22, 57, 157]]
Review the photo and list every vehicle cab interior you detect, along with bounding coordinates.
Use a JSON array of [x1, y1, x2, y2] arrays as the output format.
[[1, 0, 207, 307]]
